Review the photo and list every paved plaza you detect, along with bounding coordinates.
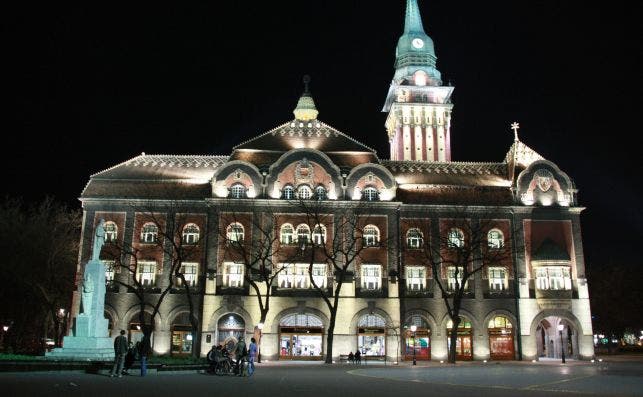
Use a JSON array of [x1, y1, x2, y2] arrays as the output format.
[[1, 359, 641, 397]]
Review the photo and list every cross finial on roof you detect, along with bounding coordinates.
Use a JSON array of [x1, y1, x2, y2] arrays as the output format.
[[303, 75, 311, 94], [511, 122, 520, 142]]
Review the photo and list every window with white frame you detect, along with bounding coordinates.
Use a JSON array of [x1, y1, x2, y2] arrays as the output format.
[[362, 186, 379, 201], [363, 225, 380, 247], [223, 262, 244, 287], [535, 266, 571, 290], [178, 262, 198, 287], [136, 261, 157, 287], [361, 264, 381, 290], [282, 185, 294, 200], [277, 263, 326, 289], [280, 224, 294, 244], [294, 264, 308, 288], [488, 267, 507, 291], [226, 223, 244, 243], [447, 228, 464, 248], [406, 266, 426, 291], [278, 264, 294, 288], [315, 186, 327, 200], [182, 223, 200, 245], [406, 228, 423, 249], [141, 223, 158, 243], [103, 259, 116, 286], [230, 184, 246, 199], [296, 224, 310, 245], [487, 229, 504, 249], [312, 224, 326, 245], [297, 185, 312, 199], [447, 266, 467, 291], [104, 221, 118, 242], [312, 264, 327, 288]]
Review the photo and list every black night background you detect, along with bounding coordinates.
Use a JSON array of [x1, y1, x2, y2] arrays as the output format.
[[3, 1, 642, 332]]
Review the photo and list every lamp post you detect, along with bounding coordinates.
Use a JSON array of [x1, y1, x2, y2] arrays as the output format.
[[558, 324, 566, 364], [410, 325, 417, 365], [257, 322, 264, 363], [1, 325, 9, 352]]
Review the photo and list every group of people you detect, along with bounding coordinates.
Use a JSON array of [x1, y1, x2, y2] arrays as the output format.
[[207, 336, 258, 376], [347, 350, 362, 364], [110, 329, 152, 378]]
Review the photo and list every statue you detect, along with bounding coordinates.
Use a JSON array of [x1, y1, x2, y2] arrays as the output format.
[[92, 218, 106, 261], [81, 271, 94, 314]]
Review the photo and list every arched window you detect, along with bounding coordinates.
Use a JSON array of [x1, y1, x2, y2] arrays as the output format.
[[280, 224, 294, 244], [104, 221, 118, 242], [141, 223, 158, 243], [447, 228, 464, 248], [226, 223, 244, 243], [315, 186, 327, 200], [488, 316, 512, 329], [363, 225, 380, 247], [282, 185, 295, 200], [312, 224, 326, 245], [406, 228, 423, 248], [230, 184, 246, 199], [362, 186, 379, 201], [487, 229, 504, 249], [297, 185, 312, 200], [182, 223, 200, 245], [296, 224, 310, 244]]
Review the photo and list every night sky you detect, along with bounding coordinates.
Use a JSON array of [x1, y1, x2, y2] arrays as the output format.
[[4, 1, 641, 272]]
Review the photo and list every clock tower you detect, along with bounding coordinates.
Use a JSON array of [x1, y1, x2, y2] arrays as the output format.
[[383, 0, 454, 161]]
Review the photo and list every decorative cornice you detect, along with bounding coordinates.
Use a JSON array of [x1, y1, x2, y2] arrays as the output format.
[[383, 160, 507, 176]]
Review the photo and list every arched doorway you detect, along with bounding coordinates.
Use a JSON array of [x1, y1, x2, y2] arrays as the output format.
[[488, 315, 514, 360], [171, 313, 193, 356], [404, 315, 431, 361], [217, 313, 245, 352], [279, 313, 324, 360], [446, 318, 473, 361], [536, 316, 578, 359], [358, 314, 386, 357], [129, 312, 153, 345]]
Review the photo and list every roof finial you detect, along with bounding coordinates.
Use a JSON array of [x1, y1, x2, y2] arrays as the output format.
[[511, 122, 520, 142], [303, 75, 311, 94]]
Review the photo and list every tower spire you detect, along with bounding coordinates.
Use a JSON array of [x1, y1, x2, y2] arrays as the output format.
[[404, 0, 425, 34], [293, 75, 319, 121]]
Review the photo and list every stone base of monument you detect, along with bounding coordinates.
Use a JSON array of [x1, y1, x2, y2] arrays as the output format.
[[46, 336, 115, 361]]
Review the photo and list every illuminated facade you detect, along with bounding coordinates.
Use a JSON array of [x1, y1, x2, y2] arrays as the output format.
[[72, 0, 594, 361]]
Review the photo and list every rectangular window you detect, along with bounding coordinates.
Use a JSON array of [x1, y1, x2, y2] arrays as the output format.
[[488, 267, 507, 291], [103, 260, 116, 286], [137, 261, 157, 287], [278, 264, 294, 288], [447, 266, 467, 291], [223, 262, 244, 287], [361, 264, 381, 290], [178, 262, 198, 287], [294, 264, 308, 289], [312, 264, 326, 288], [535, 266, 572, 290], [406, 266, 426, 291]]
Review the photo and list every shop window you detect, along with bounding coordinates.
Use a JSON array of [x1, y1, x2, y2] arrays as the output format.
[[358, 314, 386, 356], [361, 264, 381, 290], [406, 228, 423, 248], [182, 223, 200, 245], [140, 223, 158, 244], [406, 266, 426, 291], [104, 221, 118, 242], [279, 314, 323, 359]]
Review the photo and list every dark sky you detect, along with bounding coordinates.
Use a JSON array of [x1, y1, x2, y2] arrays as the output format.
[[4, 1, 641, 270]]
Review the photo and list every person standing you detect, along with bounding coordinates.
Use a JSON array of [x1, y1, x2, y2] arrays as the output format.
[[233, 337, 247, 376], [247, 337, 257, 376], [110, 330, 128, 377], [122, 342, 136, 375], [138, 332, 152, 377]]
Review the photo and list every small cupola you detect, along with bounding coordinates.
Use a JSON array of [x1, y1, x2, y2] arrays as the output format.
[[293, 75, 319, 121]]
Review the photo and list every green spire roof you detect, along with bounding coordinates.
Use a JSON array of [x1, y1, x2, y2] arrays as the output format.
[[293, 75, 319, 121], [404, 0, 425, 34]]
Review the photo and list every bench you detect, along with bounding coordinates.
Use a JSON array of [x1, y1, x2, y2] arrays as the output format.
[[339, 354, 356, 364]]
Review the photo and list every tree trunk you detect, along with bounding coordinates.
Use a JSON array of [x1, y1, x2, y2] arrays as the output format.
[[448, 316, 461, 364], [325, 311, 337, 364]]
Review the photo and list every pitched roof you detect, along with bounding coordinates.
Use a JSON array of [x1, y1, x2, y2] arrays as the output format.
[[383, 160, 511, 187], [532, 238, 571, 261], [90, 154, 228, 180]]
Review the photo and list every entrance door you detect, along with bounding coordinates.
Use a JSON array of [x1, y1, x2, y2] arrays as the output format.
[[404, 329, 431, 361], [447, 319, 473, 360], [488, 316, 514, 360]]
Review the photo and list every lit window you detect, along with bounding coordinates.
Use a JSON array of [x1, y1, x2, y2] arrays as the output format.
[[363, 225, 380, 247], [296, 224, 310, 245], [226, 223, 244, 243], [536, 267, 571, 290], [361, 264, 381, 290], [141, 223, 158, 244], [297, 185, 312, 200], [278, 264, 294, 288], [362, 187, 379, 201], [315, 186, 327, 200], [294, 264, 308, 289], [406, 266, 425, 291], [230, 184, 246, 199], [406, 228, 423, 248], [447, 266, 467, 291], [103, 259, 116, 287], [312, 264, 326, 288], [223, 262, 244, 287], [136, 261, 157, 287], [182, 223, 200, 245], [104, 221, 118, 242], [312, 224, 326, 245], [488, 267, 507, 291], [488, 316, 512, 329], [177, 262, 198, 287], [447, 228, 464, 248], [277, 263, 326, 289], [282, 185, 295, 200], [487, 229, 504, 249], [280, 224, 294, 244]]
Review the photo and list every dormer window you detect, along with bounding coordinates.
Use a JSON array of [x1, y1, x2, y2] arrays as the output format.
[[282, 185, 295, 200], [230, 184, 246, 199], [315, 186, 327, 200], [363, 187, 379, 201]]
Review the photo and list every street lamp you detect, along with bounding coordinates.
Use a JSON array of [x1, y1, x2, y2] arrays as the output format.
[[257, 322, 264, 363], [558, 324, 566, 364], [410, 325, 417, 365]]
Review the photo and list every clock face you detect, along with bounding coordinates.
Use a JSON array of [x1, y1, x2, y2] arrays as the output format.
[[412, 38, 424, 49]]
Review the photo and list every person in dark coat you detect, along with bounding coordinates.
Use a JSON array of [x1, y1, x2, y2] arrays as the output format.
[[122, 342, 136, 375], [110, 330, 128, 377], [233, 337, 247, 376], [354, 350, 361, 364]]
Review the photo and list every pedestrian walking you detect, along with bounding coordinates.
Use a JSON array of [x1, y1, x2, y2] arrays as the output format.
[[110, 330, 128, 377], [138, 332, 152, 377], [247, 337, 257, 376]]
